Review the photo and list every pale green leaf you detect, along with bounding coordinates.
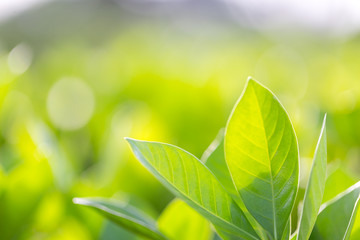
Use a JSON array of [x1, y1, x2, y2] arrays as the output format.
[[126, 138, 260, 240], [310, 182, 360, 240], [297, 116, 327, 240], [73, 197, 167, 240], [158, 199, 212, 240], [225, 78, 299, 239]]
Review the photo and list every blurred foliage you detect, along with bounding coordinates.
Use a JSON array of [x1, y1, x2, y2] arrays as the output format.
[[0, 1, 360, 239]]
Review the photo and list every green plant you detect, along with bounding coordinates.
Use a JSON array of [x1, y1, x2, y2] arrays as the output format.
[[74, 78, 360, 240]]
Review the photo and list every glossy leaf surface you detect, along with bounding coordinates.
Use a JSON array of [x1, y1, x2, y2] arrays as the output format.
[[73, 197, 166, 240], [297, 116, 327, 240], [310, 182, 360, 240], [126, 138, 260, 240], [225, 79, 299, 239], [158, 199, 211, 240]]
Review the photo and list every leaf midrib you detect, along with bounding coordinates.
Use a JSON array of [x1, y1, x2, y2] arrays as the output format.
[[251, 86, 278, 239]]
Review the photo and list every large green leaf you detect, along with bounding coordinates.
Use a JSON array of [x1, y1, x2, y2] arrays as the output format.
[[310, 182, 360, 240], [126, 138, 260, 240], [158, 199, 212, 240], [225, 78, 299, 239], [297, 116, 327, 240], [73, 197, 167, 240]]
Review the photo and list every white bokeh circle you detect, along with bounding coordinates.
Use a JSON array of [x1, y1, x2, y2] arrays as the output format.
[[47, 77, 95, 130]]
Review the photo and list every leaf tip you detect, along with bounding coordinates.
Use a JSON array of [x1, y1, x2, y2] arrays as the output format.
[[246, 77, 266, 91], [124, 138, 143, 154], [321, 114, 327, 133], [124, 137, 137, 144], [73, 197, 84, 205], [246, 76, 257, 86], [247, 76, 254, 82]]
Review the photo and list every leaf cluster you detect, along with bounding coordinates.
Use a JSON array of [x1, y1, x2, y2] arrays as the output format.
[[74, 78, 360, 240]]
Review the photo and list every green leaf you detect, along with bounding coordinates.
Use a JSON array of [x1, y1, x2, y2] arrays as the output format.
[[344, 197, 360, 240], [281, 219, 291, 240], [310, 182, 360, 240], [225, 78, 299, 239], [290, 233, 297, 240], [322, 164, 357, 203], [202, 130, 269, 240], [158, 199, 212, 240], [201, 129, 237, 196], [297, 115, 327, 240], [350, 202, 360, 240], [214, 225, 248, 240], [73, 197, 167, 240], [101, 221, 141, 240], [126, 138, 260, 240]]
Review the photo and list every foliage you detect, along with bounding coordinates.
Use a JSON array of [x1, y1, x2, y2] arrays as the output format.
[[74, 78, 360, 239], [2, 6, 360, 238]]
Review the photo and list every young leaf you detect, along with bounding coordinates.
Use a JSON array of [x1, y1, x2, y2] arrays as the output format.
[[225, 78, 299, 239], [73, 197, 167, 240], [158, 199, 212, 240], [310, 182, 360, 240], [201, 129, 237, 196], [126, 138, 260, 240], [297, 115, 327, 240]]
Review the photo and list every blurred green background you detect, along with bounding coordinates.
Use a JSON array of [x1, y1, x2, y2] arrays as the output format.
[[0, 0, 360, 239]]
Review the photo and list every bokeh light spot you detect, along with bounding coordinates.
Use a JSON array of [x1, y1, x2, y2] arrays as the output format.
[[7, 43, 33, 75], [47, 77, 95, 131]]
